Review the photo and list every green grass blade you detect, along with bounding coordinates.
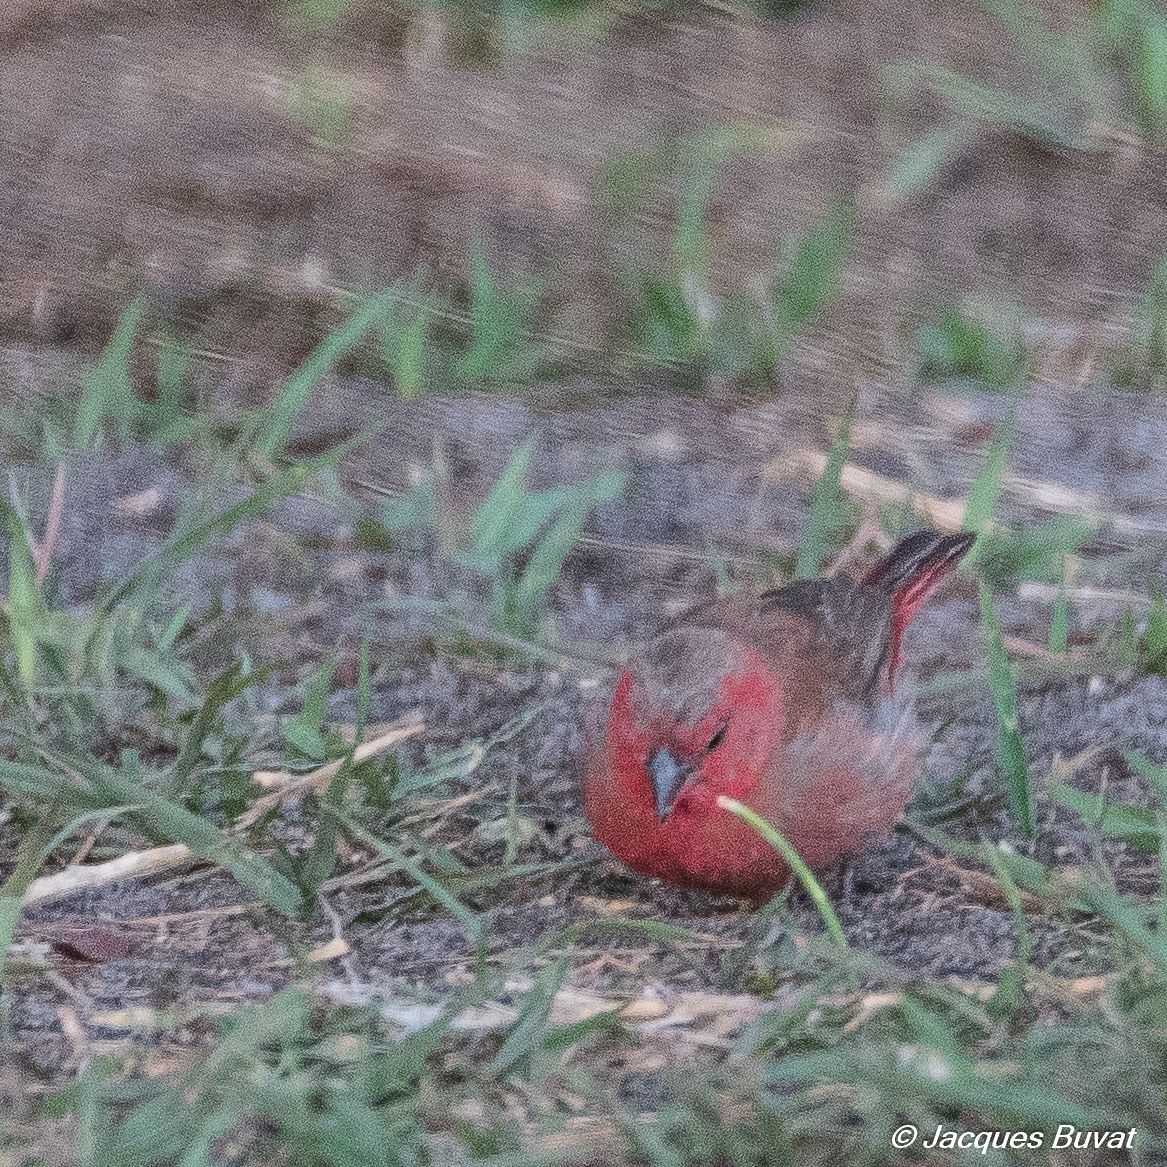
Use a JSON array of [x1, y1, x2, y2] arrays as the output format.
[[1126, 749, 1167, 804], [456, 233, 533, 383], [1051, 781, 1160, 852], [466, 437, 537, 569], [122, 644, 198, 704], [1049, 586, 1069, 654], [299, 754, 355, 899], [0, 895, 20, 978], [39, 806, 144, 861], [878, 126, 969, 205], [300, 652, 337, 736], [341, 817, 482, 943], [512, 472, 623, 630], [1140, 15, 1167, 140], [393, 315, 427, 399], [912, 822, 1050, 893], [487, 957, 569, 1076], [156, 333, 188, 415], [0, 808, 62, 976], [795, 403, 854, 580], [103, 436, 369, 612], [157, 604, 192, 654], [90, 753, 301, 915], [1076, 878, 1167, 969], [165, 662, 273, 799], [981, 844, 1034, 1019], [355, 640, 371, 740], [718, 796, 847, 946], [777, 200, 853, 331], [1145, 588, 1167, 669], [979, 582, 1034, 837], [964, 400, 1017, 560], [918, 62, 1075, 147], [5, 505, 41, 683], [675, 155, 717, 280], [630, 271, 702, 366], [76, 295, 146, 448], [0, 757, 104, 811], [254, 290, 394, 458]]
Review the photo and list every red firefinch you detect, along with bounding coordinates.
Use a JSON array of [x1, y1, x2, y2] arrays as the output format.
[[584, 531, 975, 903]]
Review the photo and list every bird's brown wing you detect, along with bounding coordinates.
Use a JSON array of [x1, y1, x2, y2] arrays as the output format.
[[665, 583, 894, 742], [757, 579, 895, 703]]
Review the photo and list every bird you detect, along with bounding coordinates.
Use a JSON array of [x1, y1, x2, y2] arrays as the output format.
[[583, 530, 975, 904]]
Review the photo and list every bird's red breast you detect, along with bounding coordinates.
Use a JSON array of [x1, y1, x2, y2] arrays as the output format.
[[583, 531, 975, 903]]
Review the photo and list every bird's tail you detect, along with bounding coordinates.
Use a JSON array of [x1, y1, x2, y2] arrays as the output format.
[[863, 531, 976, 682]]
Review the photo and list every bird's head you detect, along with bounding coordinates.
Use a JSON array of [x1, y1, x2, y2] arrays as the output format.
[[607, 626, 785, 819]]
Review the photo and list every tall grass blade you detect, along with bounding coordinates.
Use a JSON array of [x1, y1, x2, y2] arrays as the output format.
[[393, 315, 427, 399], [467, 437, 537, 569], [1051, 780, 1160, 852], [1077, 878, 1167, 968], [1127, 749, 1167, 804], [795, 403, 854, 580], [777, 200, 853, 331], [75, 296, 146, 449], [1140, 15, 1167, 140], [456, 233, 533, 383], [964, 399, 1018, 559], [1049, 586, 1069, 654], [341, 817, 482, 943], [299, 755, 354, 900], [103, 435, 369, 611], [979, 582, 1034, 837], [718, 796, 847, 947], [255, 290, 394, 457], [487, 957, 569, 1075], [0, 809, 61, 975], [85, 752, 302, 914], [165, 662, 273, 799], [512, 472, 623, 630], [879, 126, 969, 205], [5, 504, 41, 683], [154, 333, 192, 441]]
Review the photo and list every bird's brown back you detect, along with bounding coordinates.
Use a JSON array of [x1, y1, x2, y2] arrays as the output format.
[[662, 578, 895, 742]]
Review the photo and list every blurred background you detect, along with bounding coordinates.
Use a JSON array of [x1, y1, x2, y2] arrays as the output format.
[[8, 0, 1167, 398]]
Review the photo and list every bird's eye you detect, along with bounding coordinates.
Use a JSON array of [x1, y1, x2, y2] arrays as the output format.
[[706, 724, 727, 752]]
